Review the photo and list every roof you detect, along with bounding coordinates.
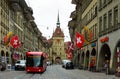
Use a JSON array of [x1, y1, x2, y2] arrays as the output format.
[[52, 26, 64, 37], [48, 38, 53, 43]]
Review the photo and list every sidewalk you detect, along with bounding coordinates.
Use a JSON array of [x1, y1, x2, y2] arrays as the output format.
[[77, 69, 120, 79]]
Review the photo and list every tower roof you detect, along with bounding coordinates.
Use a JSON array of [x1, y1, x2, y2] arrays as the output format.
[[56, 12, 60, 27], [53, 26, 64, 37], [53, 12, 64, 37]]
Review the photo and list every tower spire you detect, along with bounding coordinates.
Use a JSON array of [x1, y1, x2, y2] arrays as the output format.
[[56, 11, 60, 27]]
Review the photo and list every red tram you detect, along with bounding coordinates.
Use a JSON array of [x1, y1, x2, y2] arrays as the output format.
[[26, 52, 47, 73]]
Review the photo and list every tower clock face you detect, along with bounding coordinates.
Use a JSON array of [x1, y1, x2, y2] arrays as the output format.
[[57, 39, 60, 43]]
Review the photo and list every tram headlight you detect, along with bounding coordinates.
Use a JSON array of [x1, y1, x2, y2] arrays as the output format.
[[39, 69, 41, 72], [27, 69, 30, 71]]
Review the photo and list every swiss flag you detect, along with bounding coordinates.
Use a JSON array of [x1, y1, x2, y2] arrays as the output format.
[[13, 53, 19, 60], [45, 53, 49, 59], [67, 52, 72, 60], [10, 36, 21, 49], [66, 48, 69, 54], [3, 36, 8, 45], [69, 42, 74, 50], [75, 32, 84, 48], [66, 42, 74, 54]]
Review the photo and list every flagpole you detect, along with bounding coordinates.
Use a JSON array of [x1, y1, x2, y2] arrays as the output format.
[[10, 47, 14, 66], [73, 32, 84, 68]]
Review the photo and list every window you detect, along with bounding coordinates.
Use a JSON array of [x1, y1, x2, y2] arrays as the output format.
[[103, 14, 107, 30], [95, 6, 97, 16], [108, 10, 112, 28], [99, 0, 102, 8], [90, 27, 94, 40], [91, 7, 94, 18], [90, 10, 92, 20], [60, 52, 61, 55], [114, 6, 118, 27], [103, 0, 107, 5], [87, 12, 89, 22], [60, 48, 61, 51], [95, 24, 97, 39], [99, 17, 102, 32]]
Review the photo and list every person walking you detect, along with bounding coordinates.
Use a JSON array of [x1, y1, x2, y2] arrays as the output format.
[[89, 61, 94, 71]]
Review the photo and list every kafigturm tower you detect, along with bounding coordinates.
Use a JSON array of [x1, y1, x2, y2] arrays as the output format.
[[52, 13, 66, 64]]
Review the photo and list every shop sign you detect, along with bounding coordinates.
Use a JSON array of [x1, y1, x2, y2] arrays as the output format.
[[100, 36, 109, 43], [117, 62, 120, 66], [117, 52, 120, 58], [91, 43, 96, 47]]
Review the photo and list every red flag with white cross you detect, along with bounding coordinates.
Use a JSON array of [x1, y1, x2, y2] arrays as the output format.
[[10, 36, 21, 49], [69, 42, 74, 50], [67, 52, 72, 60], [75, 32, 84, 48]]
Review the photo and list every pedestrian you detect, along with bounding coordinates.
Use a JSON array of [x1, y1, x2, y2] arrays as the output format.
[[89, 61, 94, 71], [104, 62, 107, 70]]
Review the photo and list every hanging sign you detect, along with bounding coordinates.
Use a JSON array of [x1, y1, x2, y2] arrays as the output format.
[[91, 43, 96, 47], [117, 52, 120, 58], [100, 36, 109, 43]]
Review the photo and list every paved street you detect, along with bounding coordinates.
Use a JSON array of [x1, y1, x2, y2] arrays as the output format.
[[0, 65, 119, 79]]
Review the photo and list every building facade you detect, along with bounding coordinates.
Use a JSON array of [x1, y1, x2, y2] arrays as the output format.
[[97, 0, 120, 73], [52, 14, 66, 64], [0, 0, 10, 64], [69, 0, 120, 75], [79, 0, 98, 70], [0, 0, 45, 66]]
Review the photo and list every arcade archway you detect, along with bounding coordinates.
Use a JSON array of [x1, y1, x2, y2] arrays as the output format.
[[91, 48, 96, 56], [91, 48, 96, 63], [6, 52, 9, 63], [85, 50, 90, 69], [1, 50, 5, 62], [113, 40, 120, 73], [81, 52, 85, 67], [90, 48, 97, 69], [55, 57, 61, 64], [1, 50, 5, 56], [99, 44, 111, 68]]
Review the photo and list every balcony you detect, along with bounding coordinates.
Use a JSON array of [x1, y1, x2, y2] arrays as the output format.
[[71, 0, 82, 5], [71, 0, 78, 4], [9, 0, 21, 11], [68, 20, 76, 29], [70, 11, 76, 19], [24, 13, 34, 21], [9, 0, 19, 3], [23, 7, 34, 21]]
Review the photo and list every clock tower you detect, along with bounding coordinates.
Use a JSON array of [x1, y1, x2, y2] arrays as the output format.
[[52, 13, 66, 64]]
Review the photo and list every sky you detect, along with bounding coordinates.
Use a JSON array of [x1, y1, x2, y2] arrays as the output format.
[[25, 0, 75, 42]]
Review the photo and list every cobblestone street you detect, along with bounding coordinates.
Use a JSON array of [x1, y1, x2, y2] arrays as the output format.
[[0, 65, 119, 79]]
